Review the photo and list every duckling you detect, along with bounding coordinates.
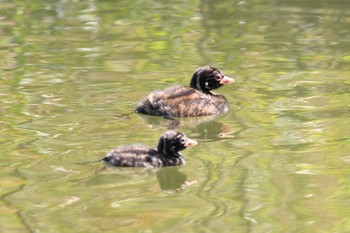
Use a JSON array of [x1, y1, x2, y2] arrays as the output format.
[[135, 65, 235, 117], [102, 131, 197, 168]]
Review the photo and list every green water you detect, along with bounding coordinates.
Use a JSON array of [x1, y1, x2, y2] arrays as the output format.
[[1, 0, 350, 232]]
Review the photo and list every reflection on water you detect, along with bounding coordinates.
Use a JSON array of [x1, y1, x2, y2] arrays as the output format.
[[1, 0, 350, 232], [92, 165, 195, 192], [136, 113, 236, 141], [157, 167, 197, 192]]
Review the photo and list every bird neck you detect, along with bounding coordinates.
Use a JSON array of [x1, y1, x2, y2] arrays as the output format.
[[189, 82, 212, 95], [190, 74, 210, 94], [157, 147, 181, 158], [159, 152, 185, 166]]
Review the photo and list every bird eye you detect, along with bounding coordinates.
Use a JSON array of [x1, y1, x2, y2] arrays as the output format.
[[180, 138, 186, 144], [215, 75, 221, 81]]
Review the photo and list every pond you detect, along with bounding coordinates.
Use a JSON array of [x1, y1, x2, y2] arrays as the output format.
[[1, 0, 349, 232]]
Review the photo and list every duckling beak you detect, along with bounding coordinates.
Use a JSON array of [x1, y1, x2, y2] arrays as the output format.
[[184, 138, 198, 147], [220, 76, 235, 85]]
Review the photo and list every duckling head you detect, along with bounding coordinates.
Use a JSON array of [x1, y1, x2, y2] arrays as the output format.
[[190, 65, 235, 93], [157, 130, 197, 156]]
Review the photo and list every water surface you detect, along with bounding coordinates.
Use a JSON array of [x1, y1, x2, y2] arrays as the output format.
[[1, 0, 350, 232]]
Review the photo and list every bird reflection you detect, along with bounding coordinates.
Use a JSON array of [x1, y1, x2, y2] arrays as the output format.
[[136, 114, 234, 141], [156, 167, 197, 192], [91, 165, 195, 192]]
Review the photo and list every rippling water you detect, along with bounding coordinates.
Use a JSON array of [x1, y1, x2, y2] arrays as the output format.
[[1, 0, 349, 232]]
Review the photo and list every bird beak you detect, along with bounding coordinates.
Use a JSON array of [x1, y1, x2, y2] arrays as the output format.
[[220, 76, 235, 85], [184, 138, 198, 147]]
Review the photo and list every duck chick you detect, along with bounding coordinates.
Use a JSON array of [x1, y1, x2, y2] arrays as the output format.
[[102, 131, 197, 168], [135, 65, 235, 117]]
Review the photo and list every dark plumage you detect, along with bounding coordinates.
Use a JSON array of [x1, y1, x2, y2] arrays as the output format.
[[135, 66, 235, 117], [102, 131, 197, 168]]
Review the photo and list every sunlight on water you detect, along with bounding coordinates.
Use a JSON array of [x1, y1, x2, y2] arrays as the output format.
[[0, 0, 349, 232]]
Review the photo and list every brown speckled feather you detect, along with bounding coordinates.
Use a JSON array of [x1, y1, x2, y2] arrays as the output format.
[[102, 131, 197, 168], [136, 86, 228, 117], [103, 145, 163, 168], [135, 66, 234, 117]]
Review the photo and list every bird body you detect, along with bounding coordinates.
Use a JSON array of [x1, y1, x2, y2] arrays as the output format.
[[135, 66, 234, 117], [102, 145, 161, 168], [102, 131, 197, 168], [136, 85, 229, 117]]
